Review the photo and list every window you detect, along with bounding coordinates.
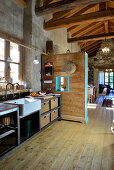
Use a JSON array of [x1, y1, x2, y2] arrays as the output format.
[[99, 71, 104, 85], [10, 42, 20, 83], [0, 38, 5, 78], [10, 42, 20, 63], [0, 61, 5, 78], [0, 38, 5, 60], [104, 71, 114, 88], [0, 37, 22, 84], [10, 63, 19, 83]]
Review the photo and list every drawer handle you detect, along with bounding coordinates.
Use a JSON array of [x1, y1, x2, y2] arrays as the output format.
[[44, 103, 46, 105], [44, 116, 46, 118], [54, 111, 55, 113], [54, 99, 55, 101]]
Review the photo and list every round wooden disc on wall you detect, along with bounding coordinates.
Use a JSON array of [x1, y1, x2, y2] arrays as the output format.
[[64, 61, 76, 74]]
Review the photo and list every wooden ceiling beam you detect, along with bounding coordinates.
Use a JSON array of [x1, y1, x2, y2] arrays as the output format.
[[80, 39, 101, 47], [80, 41, 97, 49], [108, 1, 114, 9], [81, 41, 101, 50], [86, 44, 101, 53], [14, 0, 26, 8], [88, 50, 98, 57], [79, 39, 96, 45], [82, 43, 101, 53], [99, 1, 107, 11], [52, 6, 85, 21], [68, 24, 86, 33], [50, 4, 97, 21], [71, 4, 98, 17], [35, 0, 109, 16], [68, 32, 114, 43], [104, 20, 109, 33], [72, 24, 104, 42], [44, 9, 114, 30], [72, 22, 101, 37], [43, 0, 53, 6]]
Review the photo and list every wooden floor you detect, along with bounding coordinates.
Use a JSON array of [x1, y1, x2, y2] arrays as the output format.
[[0, 106, 114, 170]]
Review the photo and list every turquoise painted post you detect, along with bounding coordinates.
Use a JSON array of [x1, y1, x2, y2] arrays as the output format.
[[85, 52, 88, 123], [56, 76, 60, 91]]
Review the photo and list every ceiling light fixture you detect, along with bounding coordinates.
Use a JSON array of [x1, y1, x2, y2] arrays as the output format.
[[33, 56, 39, 64], [7, 56, 12, 62], [101, 39, 113, 55], [102, 46, 110, 53], [95, 39, 114, 62]]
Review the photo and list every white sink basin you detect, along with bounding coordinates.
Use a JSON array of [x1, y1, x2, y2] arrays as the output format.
[[4, 98, 41, 117]]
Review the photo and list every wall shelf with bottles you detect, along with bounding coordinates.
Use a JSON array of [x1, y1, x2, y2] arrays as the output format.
[[42, 62, 53, 92]]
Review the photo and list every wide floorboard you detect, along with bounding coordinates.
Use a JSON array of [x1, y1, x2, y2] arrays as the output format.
[[0, 106, 114, 170]]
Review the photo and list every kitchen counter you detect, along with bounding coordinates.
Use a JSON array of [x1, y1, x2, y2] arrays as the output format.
[[0, 103, 18, 113], [26, 94, 61, 101], [0, 89, 33, 95], [0, 94, 61, 159]]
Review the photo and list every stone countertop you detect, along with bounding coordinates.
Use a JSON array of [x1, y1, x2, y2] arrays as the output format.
[[0, 103, 18, 113]]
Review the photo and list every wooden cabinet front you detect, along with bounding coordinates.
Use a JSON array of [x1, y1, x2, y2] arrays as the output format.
[[41, 113, 50, 128], [51, 98, 58, 109], [51, 110, 58, 121], [41, 101, 49, 114]]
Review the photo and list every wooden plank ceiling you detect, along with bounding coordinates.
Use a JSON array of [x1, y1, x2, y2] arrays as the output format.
[[35, 0, 114, 58]]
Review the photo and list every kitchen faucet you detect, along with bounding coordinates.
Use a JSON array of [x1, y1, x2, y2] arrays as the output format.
[[14, 83, 20, 98], [5, 83, 14, 100], [14, 83, 20, 89], [5, 83, 20, 100]]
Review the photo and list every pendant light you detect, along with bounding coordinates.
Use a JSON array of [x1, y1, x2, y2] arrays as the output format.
[[33, 56, 39, 64], [33, 37, 39, 64], [7, 56, 12, 62]]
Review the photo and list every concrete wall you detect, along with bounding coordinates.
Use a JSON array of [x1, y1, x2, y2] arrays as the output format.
[[0, 0, 80, 91], [0, 0, 23, 39]]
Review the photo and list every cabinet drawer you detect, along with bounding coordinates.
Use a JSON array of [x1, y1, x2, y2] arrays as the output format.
[[41, 114, 50, 128], [51, 98, 58, 109], [51, 110, 58, 121], [41, 101, 49, 114]]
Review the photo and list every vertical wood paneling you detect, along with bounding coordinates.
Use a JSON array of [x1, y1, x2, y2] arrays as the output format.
[[42, 52, 85, 122]]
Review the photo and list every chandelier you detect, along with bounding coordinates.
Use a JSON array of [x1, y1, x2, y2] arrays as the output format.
[[95, 39, 114, 61], [102, 47, 110, 53]]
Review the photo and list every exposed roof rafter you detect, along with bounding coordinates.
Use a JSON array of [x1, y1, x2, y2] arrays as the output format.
[[104, 20, 109, 33], [44, 9, 114, 30], [35, 0, 110, 16], [68, 32, 114, 43]]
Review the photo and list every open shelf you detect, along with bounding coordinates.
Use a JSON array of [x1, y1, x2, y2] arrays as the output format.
[[0, 108, 19, 158], [0, 133, 17, 157], [0, 127, 15, 139], [20, 111, 40, 143], [20, 130, 38, 143]]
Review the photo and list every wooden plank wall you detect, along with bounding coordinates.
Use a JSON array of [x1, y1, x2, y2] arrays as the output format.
[[42, 52, 85, 122]]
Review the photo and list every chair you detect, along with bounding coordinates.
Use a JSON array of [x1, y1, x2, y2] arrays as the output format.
[[99, 88, 107, 103]]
